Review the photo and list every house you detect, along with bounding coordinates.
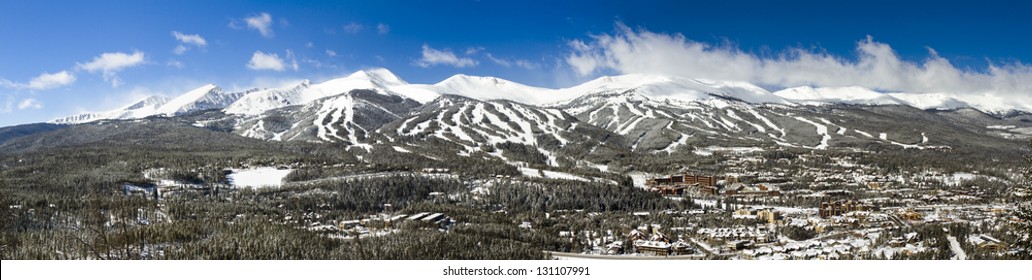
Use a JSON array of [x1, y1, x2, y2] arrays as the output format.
[[421, 213, 446, 223], [725, 240, 754, 251], [407, 212, 431, 221], [969, 234, 1008, 253], [899, 209, 923, 221], [671, 240, 694, 255], [634, 240, 673, 256]]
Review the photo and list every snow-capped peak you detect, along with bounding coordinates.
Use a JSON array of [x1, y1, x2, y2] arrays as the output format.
[[153, 84, 221, 115], [553, 74, 788, 106], [432, 74, 556, 104], [347, 68, 407, 87], [773, 86, 905, 106], [49, 68, 1030, 125], [122, 96, 172, 111]]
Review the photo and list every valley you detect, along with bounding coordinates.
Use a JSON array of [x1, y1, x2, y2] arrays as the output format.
[[1, 69, 1029, 260]]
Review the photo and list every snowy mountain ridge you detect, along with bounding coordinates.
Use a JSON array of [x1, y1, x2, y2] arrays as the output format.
[[52, 68, 1031, 125]]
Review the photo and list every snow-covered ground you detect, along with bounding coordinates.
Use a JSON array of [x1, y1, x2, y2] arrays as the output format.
[[519, 167, 589, 182], [228, 167, 293, 188], [942, 173, 978, 186], [947, 235, 967, 260], [627, 172, 656, 189]]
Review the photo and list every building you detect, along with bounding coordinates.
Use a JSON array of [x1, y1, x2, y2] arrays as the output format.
[[724, 183, 781, 197], [646, 173, 728, 195], [969, 234, 1008, 253], [899, 209, 923, 221], [756, 209, 783, 225], [634, 240, 673, 256], [819, 200, 876, 218]]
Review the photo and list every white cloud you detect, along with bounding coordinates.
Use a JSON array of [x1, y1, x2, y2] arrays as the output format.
[[172, 45, 189, 55], [1, 96, 12, 114], [167, 60, 185, 69], [416, 44, 477, 68], [172, 31, 207, 47], [514, 60, 538, 69], [171, 31, 207, 55], [247, 51, 286, 71], [17, 98, 43, 110], [77, 51, 145, 74], [245, 12, 274, 38], [466, 47, 485, 55], [77, 51, 146, 87], [566, 23, 1032, 99], [377, 23, 390, 34], [326, 49, 337, 57], [27, 71, 76, 89], [485, 53, 538, 69], [343, 22, 363, 34], [285, 50, 299, 71], [2, 71, 76, 90]]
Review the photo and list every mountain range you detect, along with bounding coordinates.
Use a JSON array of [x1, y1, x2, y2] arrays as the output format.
[[17, 68, 1029, 166]]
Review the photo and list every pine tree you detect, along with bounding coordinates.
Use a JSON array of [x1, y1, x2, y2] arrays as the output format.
[[1013, 139, 1032, 257]]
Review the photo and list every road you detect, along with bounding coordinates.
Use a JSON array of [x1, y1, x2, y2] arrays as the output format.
[[286, 171, 457, 186], [946, 235, 968, 260], [547, 251, 707, 260]]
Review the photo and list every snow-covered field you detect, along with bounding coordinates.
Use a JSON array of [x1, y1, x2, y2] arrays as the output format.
[[228, 167, 293, 188], [519, 167, 589, 182]]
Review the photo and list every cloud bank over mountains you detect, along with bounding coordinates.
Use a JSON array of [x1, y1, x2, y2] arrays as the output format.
[[566, 24, 1032, 99]]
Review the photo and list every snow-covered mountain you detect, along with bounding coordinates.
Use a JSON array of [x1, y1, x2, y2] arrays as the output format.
[[225, 69, 409, 115], [53, 96, 172, 124], [53, 84, 244, 124], [152, 84, 248, 116], [774, 86, 907, 106], [49, 68, 1030, 152], [773, 86, 1032, 116], [556, 74, 789, 106], [233, 88, 420, 148], [379, 94, 619, 168], [53, 68, 1032, 126]]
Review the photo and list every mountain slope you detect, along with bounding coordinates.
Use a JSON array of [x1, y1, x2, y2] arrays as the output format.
[[225, 69, 409, 116], [53, 96, 172, 124], [232, 89, 421, 149], [379, 95, 625, 168], [152, 84, 250, 116]]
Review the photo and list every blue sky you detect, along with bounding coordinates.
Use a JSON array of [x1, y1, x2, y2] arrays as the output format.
[[2, 0, 1030, 126]]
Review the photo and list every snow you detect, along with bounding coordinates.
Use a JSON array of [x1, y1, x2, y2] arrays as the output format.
[[54, 84, 244, 123], [519, 167, 589, 182], [793, 117, 831, 149], [943, 173, 978, 186], [53, 68, 1032, 126], [228, 167, 293, 188], [627, 172, 654, 189], [52, 96, 172, 124], [658, 133, 690, 154], [746, 107, 785, 138], [392, 146, 411, 153], [225, 69, 402, 115], [775, 86, 905, 106], [153, 84, 229, 116]]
